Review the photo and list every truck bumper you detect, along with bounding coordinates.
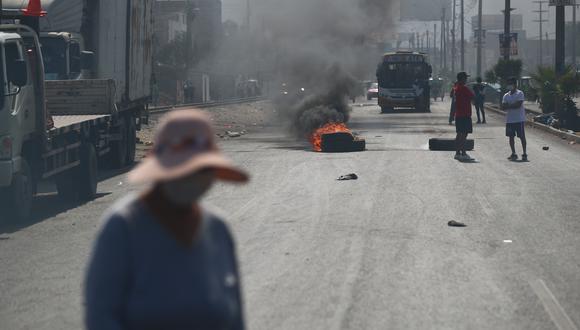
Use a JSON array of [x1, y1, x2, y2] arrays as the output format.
[[0, 160, 14, 187]]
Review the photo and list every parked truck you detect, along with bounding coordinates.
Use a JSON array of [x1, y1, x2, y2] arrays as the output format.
[[0, 1, 153, 220]]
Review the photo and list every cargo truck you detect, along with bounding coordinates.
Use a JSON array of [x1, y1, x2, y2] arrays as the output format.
[[0, 1, 153, 220]]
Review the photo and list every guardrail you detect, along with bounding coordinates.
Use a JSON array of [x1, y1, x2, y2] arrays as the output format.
[[484, 103, 580, 144], [149, 97, 265, 114]]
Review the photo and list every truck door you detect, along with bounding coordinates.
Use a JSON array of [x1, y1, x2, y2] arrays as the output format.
[[3, 40, 35, 134]]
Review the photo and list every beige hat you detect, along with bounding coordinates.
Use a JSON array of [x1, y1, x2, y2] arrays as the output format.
[[128, 110, 249, 184]]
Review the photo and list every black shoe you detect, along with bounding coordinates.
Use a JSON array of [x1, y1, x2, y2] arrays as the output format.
[[508, 154, 518, 161], [476, 120, 482, 124], [522, 154, 528, 162], [482, 120, 486, 124]]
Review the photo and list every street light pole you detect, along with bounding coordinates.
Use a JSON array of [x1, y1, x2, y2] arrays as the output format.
[[477, 0, 483, 77], [461, 0, 465, 71], [452, 0, 456, 73], [555, 4, 565, 75], [503, 0, 511, 60]]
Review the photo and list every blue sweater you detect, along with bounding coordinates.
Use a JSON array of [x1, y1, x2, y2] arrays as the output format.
[[84, 195, 244, 330]]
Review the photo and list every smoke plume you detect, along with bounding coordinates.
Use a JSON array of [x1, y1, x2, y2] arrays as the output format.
[[252, 0, 396, 135]]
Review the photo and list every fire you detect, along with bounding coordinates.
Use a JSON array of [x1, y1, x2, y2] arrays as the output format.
[[310, 122, 351, 152]]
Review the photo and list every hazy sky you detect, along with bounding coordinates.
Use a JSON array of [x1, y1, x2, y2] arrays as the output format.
[[222, 0, 578, 40]]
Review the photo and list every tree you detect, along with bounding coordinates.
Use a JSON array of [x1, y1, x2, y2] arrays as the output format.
[[484, 69, 497, 84], [531, 66, 580, 130], [492, 59, 522, 88]]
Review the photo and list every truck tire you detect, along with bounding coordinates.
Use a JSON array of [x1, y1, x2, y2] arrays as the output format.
[[109, 118, 127, 168], [4, 159, 34, 220], [126, 118, 136, 166], [57, 143, 98, 202]]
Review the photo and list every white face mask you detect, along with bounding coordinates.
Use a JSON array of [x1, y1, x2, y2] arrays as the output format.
[[160, 171, 214, 207]]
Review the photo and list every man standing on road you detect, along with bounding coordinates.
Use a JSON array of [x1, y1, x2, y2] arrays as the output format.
[[473, 77, 486, 124], [454, 72, 475, 161], [501, 77, 528, 161]]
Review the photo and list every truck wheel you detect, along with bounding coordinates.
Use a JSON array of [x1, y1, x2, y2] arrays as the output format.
[[126, 118, 136, 166], [5, 159, 34, 220], [77, 143, 98, 201], [110, 119, 127, 168], [57, 144, 98, 202]]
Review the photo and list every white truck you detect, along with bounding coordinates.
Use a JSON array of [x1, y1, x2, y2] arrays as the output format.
[[0, 1, 153, 220]]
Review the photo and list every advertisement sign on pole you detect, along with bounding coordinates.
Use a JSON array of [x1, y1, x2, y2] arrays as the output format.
[[499, 33, 518, 56]]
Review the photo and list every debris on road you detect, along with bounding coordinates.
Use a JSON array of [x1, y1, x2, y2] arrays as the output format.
[[543, 146, 550, 151], [503, 240, 513, 243], [226, 131, 242, 138], [144, 141, 154, 146], [448, 220, 467, 227], [337, 173, 358, 181]]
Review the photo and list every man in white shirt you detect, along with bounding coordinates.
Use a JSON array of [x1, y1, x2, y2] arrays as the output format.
[[501, 77, 528, 161]]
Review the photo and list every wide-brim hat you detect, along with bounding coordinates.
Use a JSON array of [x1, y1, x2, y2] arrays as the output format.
[[128, 110, 249, 184]]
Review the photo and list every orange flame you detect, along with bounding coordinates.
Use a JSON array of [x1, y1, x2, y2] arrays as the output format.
[[310, 122, 351, 152]]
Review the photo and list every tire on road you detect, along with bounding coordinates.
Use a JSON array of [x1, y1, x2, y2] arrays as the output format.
[[1, 159, 34, 221], [57, 143, 98, 202]]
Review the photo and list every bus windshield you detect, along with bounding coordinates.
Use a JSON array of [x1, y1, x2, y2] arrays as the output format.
[[377, 62, 428, 88]]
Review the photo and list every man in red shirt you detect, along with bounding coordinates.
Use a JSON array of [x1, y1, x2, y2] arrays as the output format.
[[453, 72, 475, 161]]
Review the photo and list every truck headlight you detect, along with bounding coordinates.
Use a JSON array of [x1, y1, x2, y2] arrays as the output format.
[[0, 135, 13, 159]]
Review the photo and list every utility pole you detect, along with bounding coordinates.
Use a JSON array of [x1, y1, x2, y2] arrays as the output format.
[[441, 8, 446, 70], [434, 23, 438, 69], [477, 0, 483, 77], [503, 0, 511, 60], [452, 0, 457, 73], [533, 1, 548, 66], [461, 0, 465, 71], [555, 2, 566, 75], [573, 1, 577, 70], [245, 0, 251, 31]]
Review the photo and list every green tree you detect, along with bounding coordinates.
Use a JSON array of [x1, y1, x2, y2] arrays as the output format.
[[484, 69, 497, 84], [531, 66, 580, 130], [493, 59, 523, 88]]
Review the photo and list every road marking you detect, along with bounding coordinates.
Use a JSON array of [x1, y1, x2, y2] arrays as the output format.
[[529, 279, 578, 330]]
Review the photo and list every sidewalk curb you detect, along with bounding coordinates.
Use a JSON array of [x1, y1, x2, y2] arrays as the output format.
[[484, 104, 580, 144]]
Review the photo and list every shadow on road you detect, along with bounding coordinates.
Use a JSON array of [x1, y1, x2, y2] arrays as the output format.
[[0, 164, 133, 234], [0, 192, 111, 234]]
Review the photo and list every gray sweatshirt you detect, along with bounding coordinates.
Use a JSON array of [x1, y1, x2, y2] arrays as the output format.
[[84, 195, 244, 330]]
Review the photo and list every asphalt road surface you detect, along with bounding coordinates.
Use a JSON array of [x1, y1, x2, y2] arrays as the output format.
[[1, 100, 579, 330]]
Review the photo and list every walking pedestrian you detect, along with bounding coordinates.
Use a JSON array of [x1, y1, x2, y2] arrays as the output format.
[[453, 72, 475, 161], [501, 77, 528, 161], [473, 77, 486, 124], [84, 110, 248, 330], [449, 81, 457, 125]]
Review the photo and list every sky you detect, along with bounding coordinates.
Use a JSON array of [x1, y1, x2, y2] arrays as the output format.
[[222, 0, 579, 41]]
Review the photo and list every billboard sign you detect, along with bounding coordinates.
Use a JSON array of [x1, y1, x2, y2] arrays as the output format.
[[499, 33, 518, 56], [400, 0, 452, 21], [549, 0, 575, 5]]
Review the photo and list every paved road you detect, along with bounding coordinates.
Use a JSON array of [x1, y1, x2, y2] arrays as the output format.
[[1, 100, 579, 329]]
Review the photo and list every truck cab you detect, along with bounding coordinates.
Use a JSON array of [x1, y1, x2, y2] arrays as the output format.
[[39, 32, 83, 80]]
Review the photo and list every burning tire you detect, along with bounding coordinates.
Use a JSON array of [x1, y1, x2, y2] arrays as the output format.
[[321, 132, 365, 152], [429, 138, 474, 151]]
